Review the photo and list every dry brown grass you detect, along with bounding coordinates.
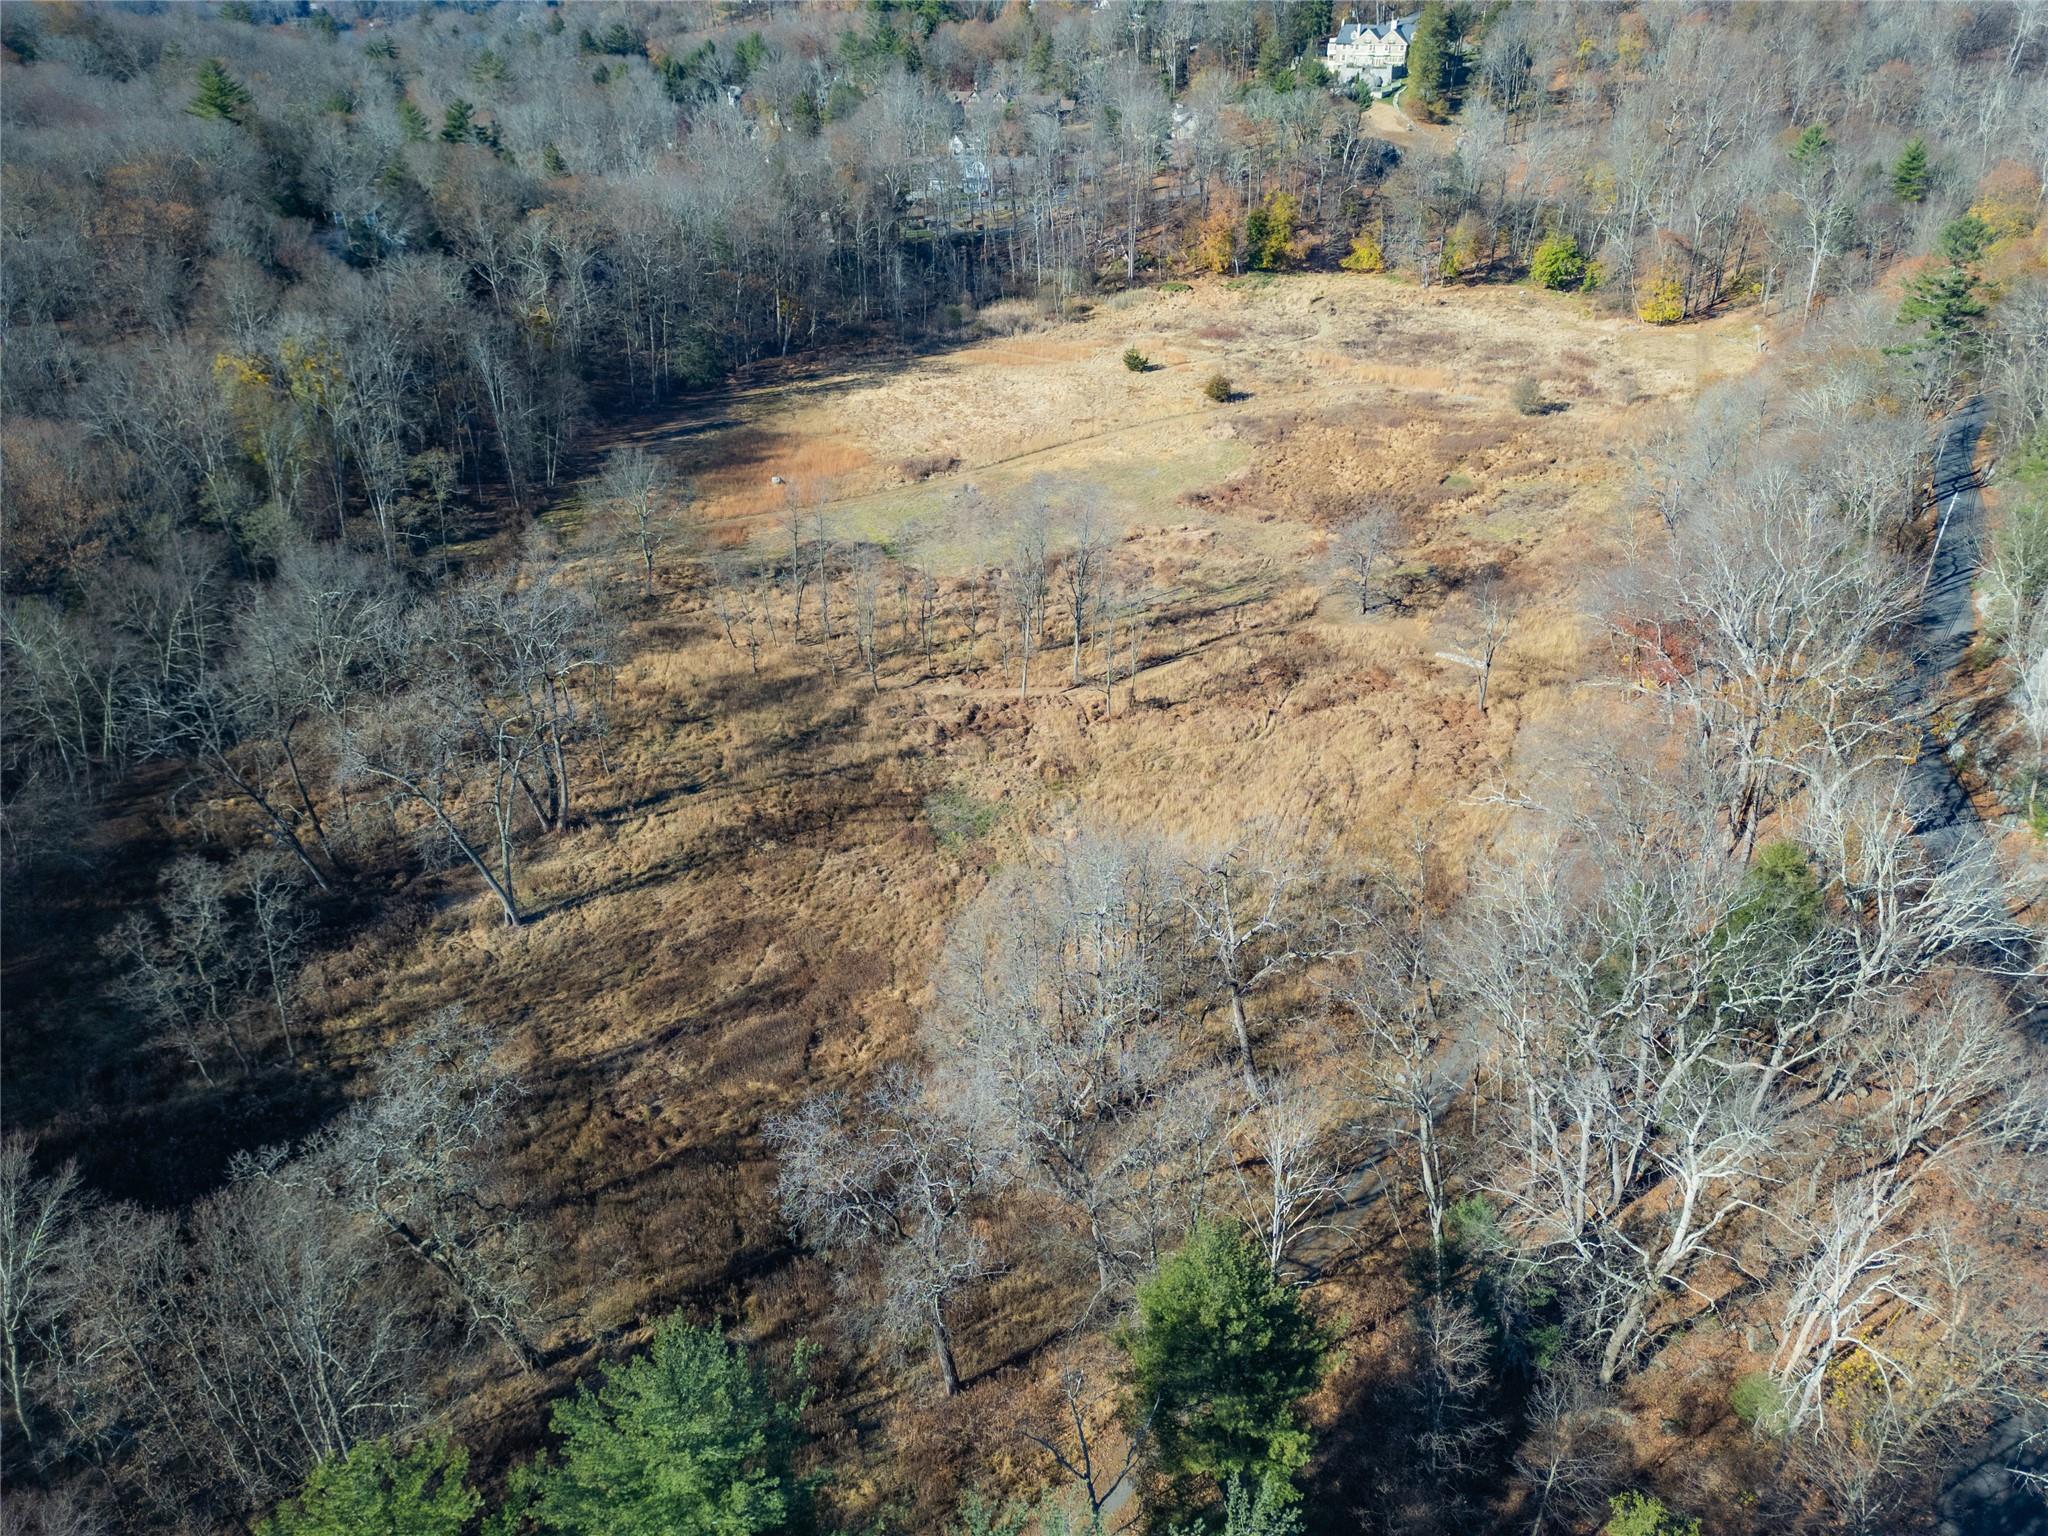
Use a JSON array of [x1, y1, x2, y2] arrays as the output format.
[[281, 275, 1764, 1525]]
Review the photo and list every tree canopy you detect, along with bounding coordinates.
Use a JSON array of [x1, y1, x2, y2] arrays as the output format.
[[1404, 3, 1459, 119], [1122, 1222, 1330, 1490], [188, 57, 252, 124], [1890, 137, 1930, 203], [517, 1318, 805, 1536], [259, 1437, 479, 1536], [1899, 213, 1993, 365]]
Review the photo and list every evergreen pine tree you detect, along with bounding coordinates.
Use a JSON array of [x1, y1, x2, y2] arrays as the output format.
[[469, 48, 509, 88], [541, 141, 569, 178], [1121, 1223, 1330, 1490], [1281, 0, 1333, 62], [1934, 208, 1992, 265], [188, 57, 253, 124], [397, 98, 430, 144], [259, 1437, 478, 1536], [1027, 29, 1055, 91], [1404, 3, 1459, 120], [734, 32, 767, 84], [523, 1318, 806, 1536], [440, 98, 476, 143], [1898, 213, 1993, 369], [1789, 123, 1831, 168], [1890, 136, 1930, 202], [1256, 28, 1293, 89]]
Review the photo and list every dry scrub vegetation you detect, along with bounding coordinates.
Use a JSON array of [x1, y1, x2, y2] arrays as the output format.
[[259, 278, 1764, 1518], [12, 256, 2046, 1536], [8, 3, 2048, 1531]]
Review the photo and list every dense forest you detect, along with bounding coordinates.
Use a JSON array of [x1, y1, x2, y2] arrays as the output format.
[[3, 2, 2047, 1535]]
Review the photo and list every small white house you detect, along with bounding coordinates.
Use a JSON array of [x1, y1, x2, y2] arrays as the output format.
[[1325, 13, 1419, 88]]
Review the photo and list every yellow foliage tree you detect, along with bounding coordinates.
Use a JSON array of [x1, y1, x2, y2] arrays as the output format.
[[278, 335, 344, 413], [1189, 195, 1243, 275], [1246, 191, 1301, 271], [1439, 214, 1486, 281], [1614, 22, 1648, 71], [212, 350, 270, 393], [213, 350, 279, 460], [1339, 228, 1385, 272], [1968, 160, 2042, 243], [1636, 267, 1685, 324]]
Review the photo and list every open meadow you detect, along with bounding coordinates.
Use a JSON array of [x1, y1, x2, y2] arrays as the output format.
[[255, 274, 1767, 1517]]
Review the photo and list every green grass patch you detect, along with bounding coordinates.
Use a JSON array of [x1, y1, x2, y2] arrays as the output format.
[[1731, 1372, 1790, 1435], [925, 785, 1000, 848]]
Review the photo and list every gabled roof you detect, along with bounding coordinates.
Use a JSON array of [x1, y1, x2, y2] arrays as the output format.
[[1331, 14, 1419, 46]]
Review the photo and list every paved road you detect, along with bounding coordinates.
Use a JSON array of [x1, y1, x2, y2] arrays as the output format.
[[1904, 396, 1993, 859], [1940, 1413, 2048, 1536], [1908, 400, 2047, 1536]]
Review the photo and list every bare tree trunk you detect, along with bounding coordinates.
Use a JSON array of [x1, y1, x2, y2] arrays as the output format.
[[1228, 988, 1258, 1097], [406, 788, 520, 928], [1018, 607, 1032, 701], [1599, 1297, 1646, 1385], [207, 750, 332, 892], [280, 726, 347, 877], [932, 1302, 961, 1396]]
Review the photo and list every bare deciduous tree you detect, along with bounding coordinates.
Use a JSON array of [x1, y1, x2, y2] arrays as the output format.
[[1435, 577, 1512, 715], [452, 559, 615, 831], [341, 675, 526, 929], [769, 1069, 1002, 1396], [595, 445, 676, 597], [1657, 474, 1911, 850], [1231, 1069, 1349, 1272], [1338, 918, 1460, 1267], [1510, 1365, 1623, 1535], [1178, 828, 1313, 1096], [240, 851, 312, 1065], [1589, 1067, 1771, 1383], [0, 1139, 84, 1448], [311, 1009, 540, 1368], [999, 505, 1053, 702], [2000, 603, 2048, 819], [1330, 506, 1401, 616], [928, 831, 1210, 1302], [850, 543, 886, 694], [70, 1160, 422, 1522], [1017, 1355, 1153, 1528], [1410, 1294, 1499, 1475], [103, 857, 254, 1080], [1059, 498, 1111, 686]]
